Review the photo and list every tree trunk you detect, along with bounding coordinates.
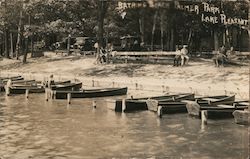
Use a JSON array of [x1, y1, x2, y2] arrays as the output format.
[[31, 33, 34, 57], [15, 10, 23, 60], [151, 11, 158, 51], [10, 32, 13, 58], [160, 10, 164, 51], [214, 30, 219, 50], [67, 35, 71, 55], [139, 9, 145, 47], [4, 29, 9, 58], [96, 0, 108, 63], [22, 37, 28, 63], [187, 29, 192, 46], [170, 28, 174, 51]]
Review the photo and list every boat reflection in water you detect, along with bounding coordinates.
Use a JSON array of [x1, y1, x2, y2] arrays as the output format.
[[0, 93, 248, 159]]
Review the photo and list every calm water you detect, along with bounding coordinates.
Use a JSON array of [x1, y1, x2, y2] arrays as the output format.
[[0, 93, 248, 159]]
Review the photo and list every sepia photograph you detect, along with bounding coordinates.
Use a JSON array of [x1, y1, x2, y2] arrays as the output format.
[[0, 0, 249, 158]]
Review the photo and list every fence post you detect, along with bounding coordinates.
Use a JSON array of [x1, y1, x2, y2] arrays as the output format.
[[25, 89, 29, 99], [67, 93, 71, 104], [122, 98, 126, 112], [201, 110, 208, 125], [157, 106, 162, 118]]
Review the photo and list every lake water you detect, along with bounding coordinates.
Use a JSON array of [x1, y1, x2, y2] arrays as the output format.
[[0, 93, 248, 159]]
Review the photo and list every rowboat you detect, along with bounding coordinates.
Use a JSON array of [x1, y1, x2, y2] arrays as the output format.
[[54, 80, 71, 85], [7, 86, 45, 95], [55, 87, 128, 99], [51, 82, 82, 91], [147, 93, 195, 113], [108, 93, 194, 112], [2, 76, 24, 83], [185, 95, 236, 118], [0, 75, 22, 81]]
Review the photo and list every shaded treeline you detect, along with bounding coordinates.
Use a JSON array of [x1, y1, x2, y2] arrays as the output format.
[[0, 0, 248, 63]]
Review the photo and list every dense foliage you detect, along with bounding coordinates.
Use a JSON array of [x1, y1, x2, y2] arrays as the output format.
[[0, 0, 248, 62]]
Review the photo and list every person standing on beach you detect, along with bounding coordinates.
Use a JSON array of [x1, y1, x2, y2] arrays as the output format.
[[94, 42, 99, 56], [48, 74, 55, 89], [212, 46, 227, 67], [180, 45, 189, 66]]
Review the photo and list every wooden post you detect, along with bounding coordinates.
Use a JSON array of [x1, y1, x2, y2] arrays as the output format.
[[92, 80, 95, 87], [92, 100, 97, 108], [67, 93, 71, 104], [135, 83, 138, 90], [157, 106, 162, 118], [122, 98, 126, 112], [201, 110, 208, 125], [25, 89, 29, 99]]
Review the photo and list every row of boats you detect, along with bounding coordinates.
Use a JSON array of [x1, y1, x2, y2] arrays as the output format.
[[107, 93, 249, 123], [0, 75, 127, 98], [0, 75, 249, 125]]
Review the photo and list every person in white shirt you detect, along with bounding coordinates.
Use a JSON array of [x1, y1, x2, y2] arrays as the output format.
[[174, 46, 181, 66], [180, 45, 189, 66]]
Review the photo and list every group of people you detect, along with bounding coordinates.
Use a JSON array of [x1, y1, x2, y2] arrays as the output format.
[[94, 42, 113, 64], [212, 46, 236, 67], [174, 45, 190, 67]]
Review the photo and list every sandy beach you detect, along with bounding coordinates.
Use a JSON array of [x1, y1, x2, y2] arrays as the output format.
[[0, 52, 249, 99]]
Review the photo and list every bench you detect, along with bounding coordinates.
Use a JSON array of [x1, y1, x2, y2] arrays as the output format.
[[112, 51, 179, 64]]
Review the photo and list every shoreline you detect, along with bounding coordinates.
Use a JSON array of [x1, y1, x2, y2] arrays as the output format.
[[0, 54, 249, 99]]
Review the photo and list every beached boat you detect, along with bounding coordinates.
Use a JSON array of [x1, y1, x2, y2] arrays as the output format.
[[185, 95, 236, 118], [51, 82, 82, 91], [55, 87, 128, 99]]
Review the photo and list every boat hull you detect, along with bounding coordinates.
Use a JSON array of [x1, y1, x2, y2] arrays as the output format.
[[147, 93, 195, 112], [51, 82, 82, 91], [55, 87, 128, 99], [186, 95, 236, 118], [8, 86, 45, 94]]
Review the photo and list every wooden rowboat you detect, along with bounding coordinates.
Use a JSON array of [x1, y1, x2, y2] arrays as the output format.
[[147, 93, 195, 113], [108, 94, 180, 112], [108, 93, 194, 112], [0, 75, 22, 81], [55, 87, 128, 99], [2, 76, 24, 83], [51, 82, 82, 91], [7, 86, 45, 94], [185, 95, 236, 118]]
